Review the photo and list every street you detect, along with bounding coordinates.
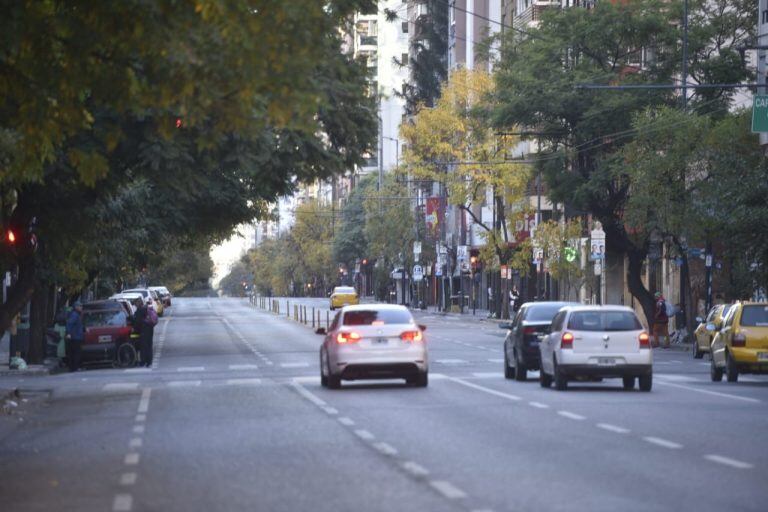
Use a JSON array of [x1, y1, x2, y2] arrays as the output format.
[[2, 297, 767, 512]]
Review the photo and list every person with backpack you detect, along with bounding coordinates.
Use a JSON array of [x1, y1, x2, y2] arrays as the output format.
[[131, 298, 158, 367], [653, 292, 670, 349]]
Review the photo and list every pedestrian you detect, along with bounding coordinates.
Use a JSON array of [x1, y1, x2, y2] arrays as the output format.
[[131, 298, 155, 367], [509, 285, 521, 313], [65, 302, 85, 372], [652, 292, 670, 349]]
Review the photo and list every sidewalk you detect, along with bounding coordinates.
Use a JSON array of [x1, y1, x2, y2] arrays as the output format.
[[0, 363, 56, 378]]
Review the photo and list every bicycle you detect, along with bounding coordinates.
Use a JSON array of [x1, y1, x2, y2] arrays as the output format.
[[113, 333, 140, 368]]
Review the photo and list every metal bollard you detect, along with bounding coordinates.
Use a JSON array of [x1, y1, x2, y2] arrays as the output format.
[[312, 307, 315, 327], [326, 310, 329, 329]]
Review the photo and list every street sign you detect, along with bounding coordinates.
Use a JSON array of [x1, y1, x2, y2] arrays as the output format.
[[752, 95, 768, 133], [590, 226, 606, 261], [564, 247, 577, 263], [413, 241, 422, 255], [412, 264, 424, 282]]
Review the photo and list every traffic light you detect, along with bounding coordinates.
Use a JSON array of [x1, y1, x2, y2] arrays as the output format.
[[175, 118, 183, 128], [362, 258, 368, 266], [469, 249, 480, 272], [6, 229, 16, 244]]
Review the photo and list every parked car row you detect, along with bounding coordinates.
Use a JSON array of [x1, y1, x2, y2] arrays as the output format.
[[110, 286, 171, 318], [502, 302, 653, 391], [694, 302, 768, 383]]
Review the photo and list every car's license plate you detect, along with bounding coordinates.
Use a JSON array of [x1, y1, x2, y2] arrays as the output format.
[[98, 335, 112, 343], [758, 352, 768, 361], [373, 338, 388, 345], [597, 357, 616, 366]]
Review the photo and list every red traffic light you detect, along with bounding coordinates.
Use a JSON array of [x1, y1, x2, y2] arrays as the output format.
[[175, 118, 183, 128], [362, 259, 368, 265]]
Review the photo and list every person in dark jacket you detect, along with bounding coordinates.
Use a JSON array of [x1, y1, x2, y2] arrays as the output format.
[[131, 299, 154, 367], [65, 302, 85, 372]]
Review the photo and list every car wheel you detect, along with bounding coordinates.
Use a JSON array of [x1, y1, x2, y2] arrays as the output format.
[[114, 343, 137, 368], [622, 376, 635, 390], [514, 351, 527, 381], [710, 357, 724, 382], [726, 351, 739, 383], [693, 341, 704, 359], [409, 371, 428, 388], [539, 367, 552, 388], [503, 346, 514, 380], [554, 358, 568, 391], [320, 353, 328, 388], [327, 372, 341, 389], [638, 373, 652, 392]]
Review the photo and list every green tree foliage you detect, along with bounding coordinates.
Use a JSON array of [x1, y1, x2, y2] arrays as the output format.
[[218, 257, 254, 298], [149, 243, 214, 295], [0, 0, 377, 359], [332, 175, 375, 270], [490, 0, 753, 324]]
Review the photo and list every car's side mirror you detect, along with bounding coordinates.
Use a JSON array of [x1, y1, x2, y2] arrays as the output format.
[[418, 324, 427, 331], [315, 327, 326, 335], [499, 322, 513, 330], [705, 323, 716, 332], [695, 316, 703, 323]]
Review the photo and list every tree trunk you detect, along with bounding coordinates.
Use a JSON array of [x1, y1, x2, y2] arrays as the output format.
[[0, 259, 37, 337], [626, 248, 655, 328], [27, 284, 48, 364]]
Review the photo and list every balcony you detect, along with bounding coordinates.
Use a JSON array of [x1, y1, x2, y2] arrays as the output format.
[[514, 1, 559, 29], [359, 35, 378, 47]]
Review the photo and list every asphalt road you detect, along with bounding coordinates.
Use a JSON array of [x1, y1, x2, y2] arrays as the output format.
[[1, 297, 766, 512]]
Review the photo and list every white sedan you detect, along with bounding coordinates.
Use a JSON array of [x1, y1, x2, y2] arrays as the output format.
[[539, 305, 653, 391], [317, 304, 428, 388]]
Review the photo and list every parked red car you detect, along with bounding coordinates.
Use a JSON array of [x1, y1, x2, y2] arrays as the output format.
[[81, 300, 135, 365]]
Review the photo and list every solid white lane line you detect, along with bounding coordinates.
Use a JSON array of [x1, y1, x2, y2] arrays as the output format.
[[113, 494, 133, 511], [228, 364, 259, 371], [558, 411, 586, 421], [373, 442, 398, 456], [132, 425, 145, 434], [338, 417, 355, 426], [124, 453, 140, 465], [225, 378, 262, 386], [597, 423, 631, 434], [129, 438, 143, 449], [704, 455, 754, 469], [643, 437, 683, 449], [167, 380, 202, 387], [402, 461, 430, 477], [445, 376, 521, 401], [528, 401, 549, 409], [655, 380, 761, 403], [119, 473, 137, 486], [176, 367, 205, 372], [104, 383, 139, 392], [137, 388, 151, 414], [290, 381, 327, 407], [430, 480, 467, 499], [354, 429, 375, 441]]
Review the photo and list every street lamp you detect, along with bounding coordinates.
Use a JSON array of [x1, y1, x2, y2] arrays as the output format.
[[381, 135, 400, 168]]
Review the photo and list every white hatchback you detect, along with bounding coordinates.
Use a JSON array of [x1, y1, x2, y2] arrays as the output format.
[[317, 304, 428, 388], [539, 305, 653, 391]]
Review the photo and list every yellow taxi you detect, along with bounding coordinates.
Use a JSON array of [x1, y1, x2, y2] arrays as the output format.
[[693, 304, 732, 359], [711, 302, 768, 382], [329, 286, 358, 310]]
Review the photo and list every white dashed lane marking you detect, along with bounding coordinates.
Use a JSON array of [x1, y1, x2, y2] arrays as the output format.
[[528, 401, 549, 409], [597, 423, 631, 434], [176, 367, 205, 372], [430, 480, 467, 499], [228, 364, 259, 370], [355, 429, 375, 441], [643, 437, 683, 449], [558, 411, 586, 421], [119, 473, 137, 486], [280, 362, 310, 368], [124, 453, 140, 465], [225, 378, 262, 386], [402, 461, 430, 477], [113, 494, 133, 511], [103, 383, 140, 392], [167, 380, 202, 387], [338, 417, 355, 426], [704, 454, 754, 469]]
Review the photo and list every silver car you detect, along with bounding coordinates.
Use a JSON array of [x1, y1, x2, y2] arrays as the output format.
[[317, 304, 428, 388]]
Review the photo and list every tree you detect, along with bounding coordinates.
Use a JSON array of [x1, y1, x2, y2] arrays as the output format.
[[490, 0, 753, 325], [0, 0, 378, 360], [292, 200, 337, 293], [332, 175, 374, 272], [218, 258, 254, 298]]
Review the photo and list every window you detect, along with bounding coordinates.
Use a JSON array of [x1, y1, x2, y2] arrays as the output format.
[[526, 304, 570, 322], [342, 309, 414, 326], [740, 305, 768, 327], [401, 21, 408, 33], [723, 305, 738, 328], [84, 310, 127, 328], [551, 311, 567, 332], [329, 312, 341, 331], [567, 311, 642, 331], [401, 53, 409, 65]]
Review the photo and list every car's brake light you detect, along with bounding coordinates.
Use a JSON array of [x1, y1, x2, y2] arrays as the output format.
[[561, 332, 574, 349], [732, 332, 746, 347], [336, 332, 361, 344], [400, 330, 423, 342], [639, 332, 650, 349], [523, 326, 537, 336]]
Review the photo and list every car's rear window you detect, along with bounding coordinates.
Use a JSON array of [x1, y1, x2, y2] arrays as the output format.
[[343, 309, 413, 326], [334, 287, 356, 294], [84, 310, 127, 327], [568, 311, 642, 331], [740, 305, 768, 327], [526, 304, 569, 322]]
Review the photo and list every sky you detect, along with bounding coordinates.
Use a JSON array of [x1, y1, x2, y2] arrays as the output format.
[[209, 224, 256, 288]]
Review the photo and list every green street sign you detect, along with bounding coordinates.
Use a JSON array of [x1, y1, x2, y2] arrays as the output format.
[[564, 247, 577, 263], [752, 95, 768, 133]]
